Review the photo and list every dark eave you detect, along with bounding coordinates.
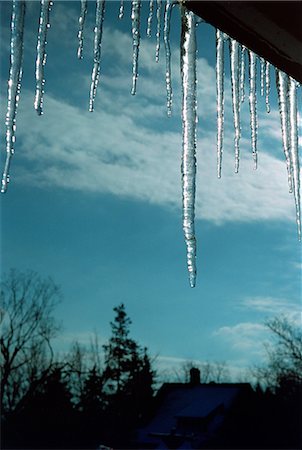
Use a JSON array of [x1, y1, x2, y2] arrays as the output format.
[[185, 1, 302, 83]]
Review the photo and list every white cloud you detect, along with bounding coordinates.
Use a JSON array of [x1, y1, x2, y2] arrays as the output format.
[[241, 296, 301, 323], [13, 85, 296, 226], [2, 20, 298, 226], [213, 322, 267, 354]]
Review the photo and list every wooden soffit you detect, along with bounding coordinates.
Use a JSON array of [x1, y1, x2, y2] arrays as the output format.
[[185, 1, 302, 83]]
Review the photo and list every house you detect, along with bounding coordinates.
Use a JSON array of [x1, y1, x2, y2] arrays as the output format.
[[135, 368, 255, 449]]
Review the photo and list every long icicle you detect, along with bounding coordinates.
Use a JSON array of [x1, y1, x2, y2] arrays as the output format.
[[216, 29, 224, 178], [239, 44, 246, 103], [34, 0, 52, 115], [130, 0, 141, 95], [230, 39, 240, 173], [1, 1, 26, 194], [288, 77, 301, 240], [89, 0, 105, 112], [163, 0, 173, 116], [77, 0, 88, 58], [248, 50, 258, 169], [276, 69, 293, 193], [155, 0, 162, 62], [118, 0, 124, 19], [181, 7, 197, 288], [265, 60, 271, 113], [260, 57, 265, 96], [146, 0, 154, 37]]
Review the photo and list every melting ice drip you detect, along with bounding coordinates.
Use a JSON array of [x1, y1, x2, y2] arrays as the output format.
[[89, 0, 105, 112], [34, 0, 52, 116], [1, 1, 301, 286], [215, 31, 301, 246], [180, 6, 198, 288], [1, 1, 25, 194]]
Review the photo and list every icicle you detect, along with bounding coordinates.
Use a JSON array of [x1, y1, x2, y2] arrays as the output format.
[[216, 29, 224, 178], [146, 0, 154, 37], [155, 0, 162, 62], [89, 0, 105, 112], [77, 0, 87, 58], [180, 7, 197, 288], [288, 77, 301, 240], [276, 70, 293, 193], [265, 60, 270, 113], [260, 57, 265, 96], [1, 1, 25, 194], [239, 44, 246, 103], [163, 0, 173, 116], [130, 0, 141, 96], [118, 0, 124, 20], [248, 50, 258, 169], [34, 0, 52, 116], [230, 39, 240, 173]]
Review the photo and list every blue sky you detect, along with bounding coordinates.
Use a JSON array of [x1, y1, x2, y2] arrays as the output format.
[[0, 1, 301, 380]]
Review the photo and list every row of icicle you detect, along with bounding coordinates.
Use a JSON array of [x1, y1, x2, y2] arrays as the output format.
[[1, 0, 300, 288]]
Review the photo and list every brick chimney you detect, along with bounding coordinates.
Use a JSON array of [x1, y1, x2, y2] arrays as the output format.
[[189, 367, 201, 385]]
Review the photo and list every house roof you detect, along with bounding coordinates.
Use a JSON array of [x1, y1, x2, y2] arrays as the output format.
[[185, 1, 302, 83], [136, 382, 253, 447]]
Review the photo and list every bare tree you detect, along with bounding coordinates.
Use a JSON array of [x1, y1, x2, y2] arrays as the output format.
[[253, 315, 302, 389], [0, 269, 61, 413]]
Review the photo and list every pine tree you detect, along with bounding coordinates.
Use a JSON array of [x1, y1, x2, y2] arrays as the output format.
[[103, 303, 137, 394], [102, 304, 155, 446], [80, 365, 104, 414]]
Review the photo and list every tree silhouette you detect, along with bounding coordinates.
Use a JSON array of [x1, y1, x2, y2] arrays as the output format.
[[102, 303, 155, 446], [251, 316, 302, 449], [254, 315, 302, 388], [103, 303, 136, 395], [0, 269, 61, 414]]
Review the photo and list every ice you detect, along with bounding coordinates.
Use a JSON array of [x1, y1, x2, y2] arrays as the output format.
[[230, 39, 240, 173], [1, 0, 301, 282], [89, 0, 105, 112], [276, 70, 293, 193], [239, 44, 246, 103], [1, 1, 26, 194], [77, 0, 87, 59], [260, 57, 265, 96], [130, 0, 141, 96], [163, 0, 173, 116], [216, 29, 224, 178], [118, 0, 124, 20], [155, 0, 162, 62], [248, 50, 258, 169], [288, 77, 301, 239], [146, 0, 154, 37], [34, 0, 52, 116], [181, 7, 198, 288], [265, 61, 270, 113]]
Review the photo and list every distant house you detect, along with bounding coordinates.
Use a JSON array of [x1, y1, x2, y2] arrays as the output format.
[[135, 368, 255, 449]]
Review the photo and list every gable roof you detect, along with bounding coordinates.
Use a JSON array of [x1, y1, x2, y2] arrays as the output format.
[[136, 382, 253, 447]]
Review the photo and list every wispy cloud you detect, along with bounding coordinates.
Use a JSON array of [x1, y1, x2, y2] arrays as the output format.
[[241, 296, 301, 323], [14, 84, 295, 226], [2, 19, 297, 226], [213, 322, 268, 356]]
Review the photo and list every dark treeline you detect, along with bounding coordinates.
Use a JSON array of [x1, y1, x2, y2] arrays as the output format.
[[1, 270, 155, 449], [1, 269, 301, 449]]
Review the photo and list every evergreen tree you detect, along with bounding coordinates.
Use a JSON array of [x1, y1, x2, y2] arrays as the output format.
[[9, 366, 75, 448], [103, 303, 137, 394], [102, 304, 155, 446], [80, 365, 104, 414]]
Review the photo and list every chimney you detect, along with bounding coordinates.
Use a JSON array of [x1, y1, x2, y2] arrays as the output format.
[[189, 367, 201, 385]]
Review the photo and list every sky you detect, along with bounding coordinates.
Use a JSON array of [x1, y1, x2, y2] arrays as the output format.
[[0, 1, 301, 381]]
